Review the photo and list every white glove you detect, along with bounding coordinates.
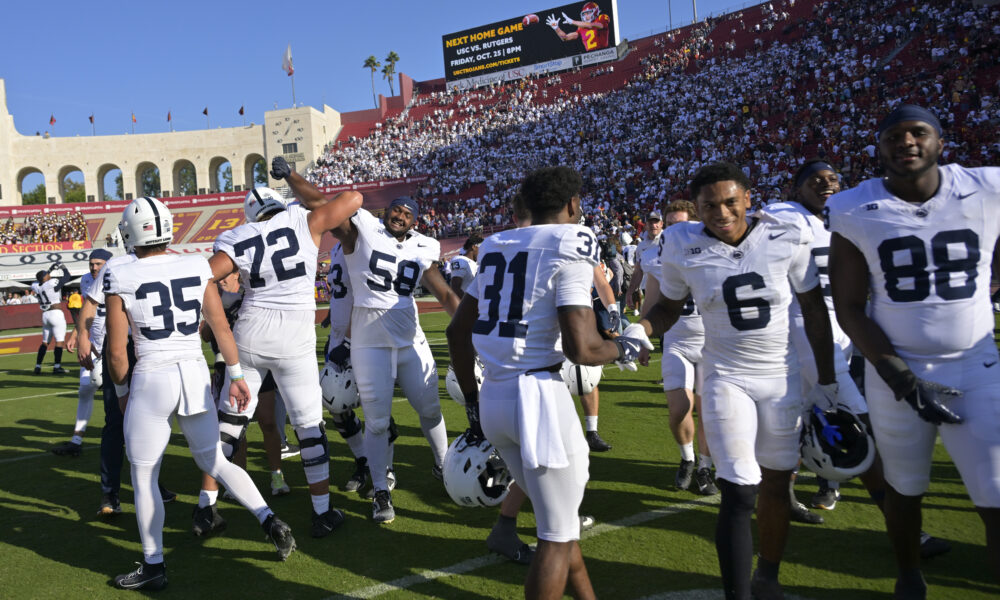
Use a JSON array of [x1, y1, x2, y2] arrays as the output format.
[[614, 323, 654, 371], [807, 382, 838, 412], [546, 14, 560, 29], [562, 11, 575, 25]]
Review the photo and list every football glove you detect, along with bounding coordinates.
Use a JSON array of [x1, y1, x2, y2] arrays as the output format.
[[811, 405, 843, 446], [806, 382, 838, 412], [327, 338, 351, 369], [607, 303, 623, 335], [545, 14, 560, 29], [875, 357, 963, 425], [614, 323, 654, 371], [562, 11, 575, 25], [463, 390, 484, 443], [270, 156, 291, 180]]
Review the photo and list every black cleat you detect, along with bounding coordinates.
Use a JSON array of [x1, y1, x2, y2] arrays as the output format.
[[487, 526, 534, 565], [372, 489, 395, 524], [585, 431, 612, 452], [893, 573, 928, 600], [263, 514, 297, 560], [53, 367, 69, 375], [33, 366, 41, 375], [51, 441, 82, 457], [675, 459, 695, 490], [365, 467, 397, 499], [311, 508, 345, 538], [580, 514, 596, 531], [344, 457, 369, 493], [790, 500, 824, 525], [113, 560, 167, 590], [98, 492, 121, 517], [811, 485, 840, 510], [431, 464, 443, 481], [750, 568, 784, 600], [191, 504, 226, 537], [160, 488, 177, 504], [694, 467, 718, 495], [920, 532, 951, 559]]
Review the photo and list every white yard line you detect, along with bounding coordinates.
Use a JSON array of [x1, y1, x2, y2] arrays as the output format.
[[0, 390, 76, 403], [327, 496, 720, 600]]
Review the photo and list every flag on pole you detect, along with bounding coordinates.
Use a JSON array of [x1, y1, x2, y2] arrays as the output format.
[[202, 107, 208, 116], [88, 115, 94, 124], [49, 115, 56, 126], [239, 105, 244, 115], [131, 113, 137, 123], [167, 111, 171, 122], [282, 44, 294, 76]]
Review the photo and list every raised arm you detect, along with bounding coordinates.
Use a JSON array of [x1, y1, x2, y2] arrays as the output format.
[[421, 264, 460, 317]]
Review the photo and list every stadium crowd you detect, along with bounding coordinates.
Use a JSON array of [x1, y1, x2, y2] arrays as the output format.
[[305, 0, 999, 240], [0, 211, 88, 245]]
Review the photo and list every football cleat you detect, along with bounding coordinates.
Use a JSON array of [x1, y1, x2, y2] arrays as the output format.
[[113, 560, 167, 591], [694, 467, 718, 495], [50, 441, 82, 457], [33, 366, 41, 375], [372, 489, 395, 524], [675, 459, 695, 490], [262, 514, 297, 560], [98, 492, 121, 517], [811, 485, 840, 510], [750, 568, 783, 600], [345, 457, 369, 493], [271, 471, 290, 496], [487, 526, 534, 565], [280, 443, 301, 460], [790, 500, 824, 525], [53, 367, 69, 375], [585, 431, 612, 452], [580, 515, 596, 531], [310, 508, 345, 538], [192, 504, 226, 537], [920, 532, 951, 559], [160, 487, 177, 504], [431, 464, 443, 481]]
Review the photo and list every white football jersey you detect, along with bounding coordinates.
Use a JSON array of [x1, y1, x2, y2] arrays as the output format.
[[659, 210, 818, 376], [104, 255, 212, 373], [827, 164, 1000, 361], [326, 242, 354, 341], [214, 205, 317, 311], [79, 273, 106, 343], [31, 277, 63, 312], [450, 255, 478, 294], [641, 237, 704, 346], [471, 224, 599, 379], [636, 231, 661, 289], [89, 254, 138, 352]]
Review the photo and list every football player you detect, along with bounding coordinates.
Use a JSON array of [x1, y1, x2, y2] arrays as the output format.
[[31, 261, 72, 374], [450, 234, 483, 298], [202, 176, 361, 538], [280, 162, 459, 525], [625, 211, 664, 314], [638, 162, 837, 600], [51, 249, 113, 456], [827, 104, 1000, 597], [637, 200, 717, 495], [448, 166, 653, 600], [545, 2, 611, 52], [105, 197, 295, 590]]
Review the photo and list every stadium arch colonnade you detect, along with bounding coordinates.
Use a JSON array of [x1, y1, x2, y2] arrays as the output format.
[[0, 78, 343, 206]]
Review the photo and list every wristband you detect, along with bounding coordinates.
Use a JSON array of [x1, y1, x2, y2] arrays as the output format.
[[613, 338, 626, 361], [114, 382, 129, 396], [227, 363, 245, 381], [214, 352, 224, 364], [874, 356, 916, 399]]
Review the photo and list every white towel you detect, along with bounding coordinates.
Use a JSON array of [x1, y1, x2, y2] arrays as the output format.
[[177, 360, 213, 416], [517, 372, 569, 470]]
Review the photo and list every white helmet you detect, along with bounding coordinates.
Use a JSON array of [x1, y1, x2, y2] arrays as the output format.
[[320, 363, 361, 414], [561, 360, 602, 396], [445, 357, 485, 406], [119, 197, 173, 248], [442, 431, 512, 508], [800, 407, 876, 482], [244, 187, 288, 223]]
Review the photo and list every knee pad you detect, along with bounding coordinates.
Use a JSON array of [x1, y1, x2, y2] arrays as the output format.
[[218, 412, 249, 460], [332, 409, 363, 439], [387, 416, 399, 445], [718, 478, 758, 515], [294, 423, 329, 485]]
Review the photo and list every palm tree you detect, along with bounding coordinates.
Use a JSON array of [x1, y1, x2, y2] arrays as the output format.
[[383, 51, 400, 96], [363, 55, 381, 109]]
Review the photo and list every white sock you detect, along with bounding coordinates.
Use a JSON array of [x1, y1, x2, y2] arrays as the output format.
[[198, 489, 218, 508], [827, 480, 841, 491], [345, 431, 365, 459], [698, 453, 713, 469], [70, 434, 83, 445], [311, 493, 330, 515], [585, 416, 598, 432], [144, 553, 164, 565], [680, 442, 695, 461]]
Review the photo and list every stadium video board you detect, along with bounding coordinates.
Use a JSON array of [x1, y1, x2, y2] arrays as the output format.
[[442, 0, 620, 90]]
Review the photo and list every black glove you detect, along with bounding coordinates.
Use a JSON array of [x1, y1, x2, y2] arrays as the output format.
[[876, 357, 964, 425], [270, 156, 291, 180], [320, 314, 331, 328], [607, 304, 623, 335], [464, 390, 485, 443], [327, 338, 351, 369]]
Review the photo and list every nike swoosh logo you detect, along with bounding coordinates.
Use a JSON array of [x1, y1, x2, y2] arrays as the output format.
[[915, 395, 926, 410], [985, 361, 997, 368], [417, 243, 427, 247], [768, 232, 786, 240], [958, 192, 977, 200]]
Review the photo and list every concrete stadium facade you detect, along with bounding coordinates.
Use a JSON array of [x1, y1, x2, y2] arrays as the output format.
[[0, 79, 342, 206]]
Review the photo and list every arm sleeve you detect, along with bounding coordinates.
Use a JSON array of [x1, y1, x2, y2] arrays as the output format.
[[555, 261, 597, 308], [54, 265, 72, 291]]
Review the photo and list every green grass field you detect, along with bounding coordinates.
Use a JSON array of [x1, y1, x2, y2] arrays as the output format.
[[0, 311, 996, 599]]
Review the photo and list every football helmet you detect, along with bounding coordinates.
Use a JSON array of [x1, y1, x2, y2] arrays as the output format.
[[443, 431, 512, 508], [320, 363, 361, 414], [800, 406, 875, 482], [119, 197, 173, 248], [445, 357, 485, 406], [561, 360, 602, 396], [244, 187, 288, 223], [581, 2, 600, 23]]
